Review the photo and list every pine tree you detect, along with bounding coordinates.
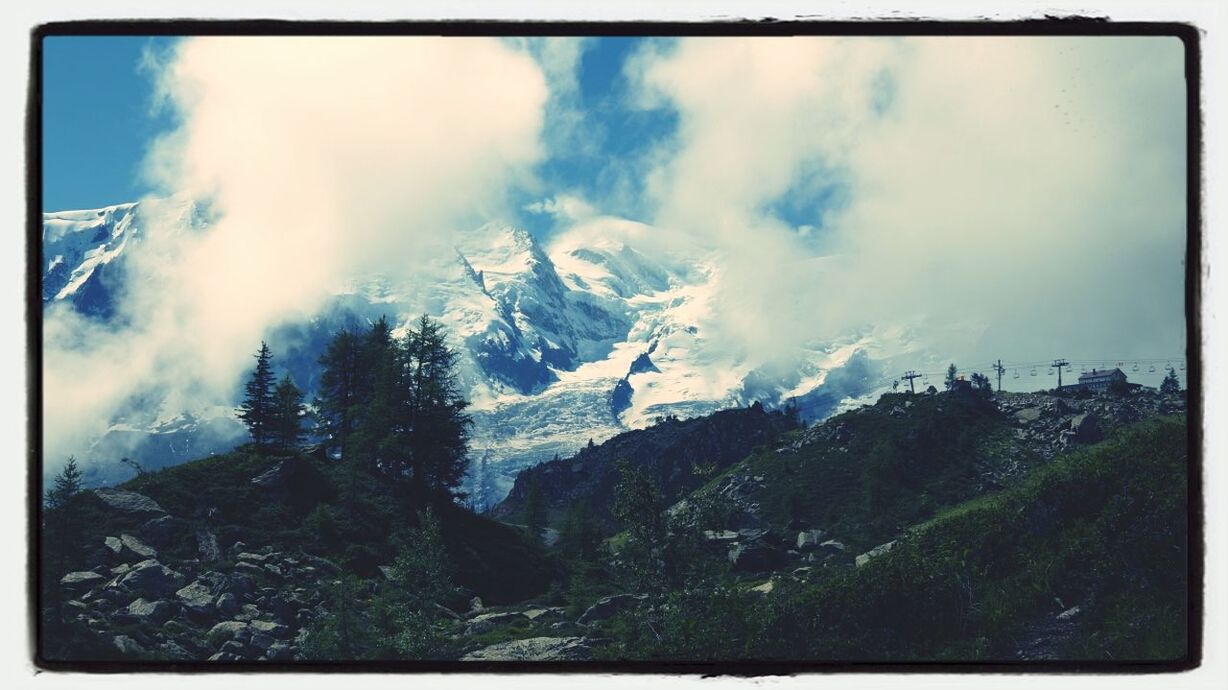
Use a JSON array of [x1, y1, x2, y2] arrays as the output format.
[[45, 456, 82, 510], [316, 330, 364, 458], [269, 375, 306, 452], [238, 342, 277, 448], [400, 315, 471, 497], [1160, 367, 1181, 394], [351, 317, 401, 472], [945, 363, 959, 391]]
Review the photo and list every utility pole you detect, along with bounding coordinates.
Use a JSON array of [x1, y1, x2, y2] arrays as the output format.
[[1053, 359, 1070, 389], [992, 359, 1005, 391], [902, 370, 922, 394]]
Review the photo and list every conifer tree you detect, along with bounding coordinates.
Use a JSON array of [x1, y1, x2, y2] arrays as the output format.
[[400, 315, 471, 497], [316, 330, 364, 458], [945, 363, 959, 391], [45, 456, 82, 510], [238, 342, 277, 448], [1160, 367, 1181, 394], [269, 375, 306, 452]]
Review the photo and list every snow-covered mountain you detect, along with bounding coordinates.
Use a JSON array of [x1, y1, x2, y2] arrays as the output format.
[[41, 200, 913, 504]]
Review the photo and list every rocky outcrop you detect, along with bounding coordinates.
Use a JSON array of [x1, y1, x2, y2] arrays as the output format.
[[461, 636, 595, 661], [92, 489, 167, 517], [855, 540, 896, 568]]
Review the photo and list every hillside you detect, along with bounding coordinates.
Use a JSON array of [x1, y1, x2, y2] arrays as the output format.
[[39, 387, 1190, 664], [491, 403, 800, 534]]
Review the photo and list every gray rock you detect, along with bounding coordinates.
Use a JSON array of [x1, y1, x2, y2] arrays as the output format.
[[461, 636, 593, 662], [468, 596, 484, 613], [819, 539, 847, 553], [119, 534, 157, 560], [1071, 413, 1103, 444], [126, 598, 175, 624], [796, 529, 827, 550], [93, 489, 167, 517], [750, 580, 775, 594], [119, 559, 185, 597], [206, 621, 250, 647], [60, 571, 106, 592], [235, 604, 262, 621], [1057, 605, 1082, 621], [300, 554, 340, 575], [267, 642, 294, 660], [523, 607, 565, 621], [207, 651, 242, 662], [176, 581, 216, 615], [727, 541, 787, 573], [196, 530, 222, 562], [576, 594, 646, 626], [250, 620, 291, 639], [112, 634, 146, 656], [138, 515, 185, 546], [464, 610, 527, 635], [158, 641, 193, 660], [855, 540, 897, 568], [249, 632, 275, 651], [216, 592, 240, 617], [236, 552, 269, 563]]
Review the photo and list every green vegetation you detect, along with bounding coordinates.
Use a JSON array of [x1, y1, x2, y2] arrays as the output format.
[[597, 417, 1188, 661]]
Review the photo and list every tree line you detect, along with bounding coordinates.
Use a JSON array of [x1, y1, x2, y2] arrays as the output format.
[[236, 315, 471, 499]]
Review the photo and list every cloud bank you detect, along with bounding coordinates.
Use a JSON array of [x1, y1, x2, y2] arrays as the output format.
[[44, 37, 550, 469], [628, 36, 1187, 370]]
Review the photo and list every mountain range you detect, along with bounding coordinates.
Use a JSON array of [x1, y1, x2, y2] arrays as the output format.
[[42, 198, 914, 505]]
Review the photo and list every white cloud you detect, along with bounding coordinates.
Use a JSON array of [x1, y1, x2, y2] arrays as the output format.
[[523, 194, 595, 221], [43, 36, 550, 468], [629, 36, 1187, 369]]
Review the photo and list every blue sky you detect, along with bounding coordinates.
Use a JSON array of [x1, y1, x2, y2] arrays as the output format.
[[42, 36, 178, 211]]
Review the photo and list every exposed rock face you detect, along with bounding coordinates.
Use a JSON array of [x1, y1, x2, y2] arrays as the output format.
[[461, 636, 594, 661], [576, 594, 645, 626], [855, 541, 897, 568], [93, 489, 167, 517]]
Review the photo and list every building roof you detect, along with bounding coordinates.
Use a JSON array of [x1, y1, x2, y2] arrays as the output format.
[[1078, 368, 1126, 382]]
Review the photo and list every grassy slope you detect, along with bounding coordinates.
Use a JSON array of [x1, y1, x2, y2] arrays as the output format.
[[605, 416, 1189, 662]]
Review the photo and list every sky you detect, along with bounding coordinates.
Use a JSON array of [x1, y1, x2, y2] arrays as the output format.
[[40, 34, 1190, 468]]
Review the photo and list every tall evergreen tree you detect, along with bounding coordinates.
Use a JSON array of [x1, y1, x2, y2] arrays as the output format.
[[238, 342, 277, 447], [316, 330, 364, 458], [352, 317, 401, 472], [1160, 367, 1181, 394], [400, 315, 471, 497], [945, 363, 959, 391], [269, 375, 306, 452], [45, 456, 82, 510]]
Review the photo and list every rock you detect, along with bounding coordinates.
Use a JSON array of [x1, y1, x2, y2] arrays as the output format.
[[461, 636, 593, 661], [464, 610, 528, 635], [300, 554, 340, 575], [819, 539, 847, 553], [176, 581, 216, 616], [206, 621, 250, 647], [120, 560, 185, 597], [236, 552, 269, 564], [112, 634, 146, 656], [138, 515, 185, 546], [855, 540, 897, 568], [60, 571, 106, 592], [235, 562, 265, 578], [126, 598, 175, 624], [750, 580, 775, 594], [576, 594, 646, 626], [216, 593, 240, 618], [377, 565, 396, 581], [727, 541, 787, 573], [196, 530, 222, 562], [251, 459, 303, 492], [702, 529, 739, 542], [791, 566, 814, 578], [1015, 408, 1042, 424], [207, 651, 242, 662], [235, 604, 262, 621], [119, 534, 157, 560], [1057, 605, 1082, 621], [468, 596, 484, 613], [432, 603, 462, 621], [523, 607, 564, 621], [93, 488, 167, 517], [266, 642, 294, 660], [1071, 413, 1103, 444], [796, 529, 827, 550], [250, 620, 291, 639], [158, 641, 193, 660], [249, 632, 275, 651]]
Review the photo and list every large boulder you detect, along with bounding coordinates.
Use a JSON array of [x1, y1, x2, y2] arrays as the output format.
[[461, 636, 594, 661], [250, 620, 291, 640], [855, 540, 897, 568], [119, 560, 185, 598], [93, 489, 166, 518], [60, 571, 106, 593], [464, 610, 528, 635], [119, 534, 157, 561], [206, 621, 250, 648], [1071, 413, 1104, 444], [176, 581, 217, 617], [576, 594, 646, 626], [138, 515, 186, 547], [126, 598, 176, 624], [796, 529, 827, 550]]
